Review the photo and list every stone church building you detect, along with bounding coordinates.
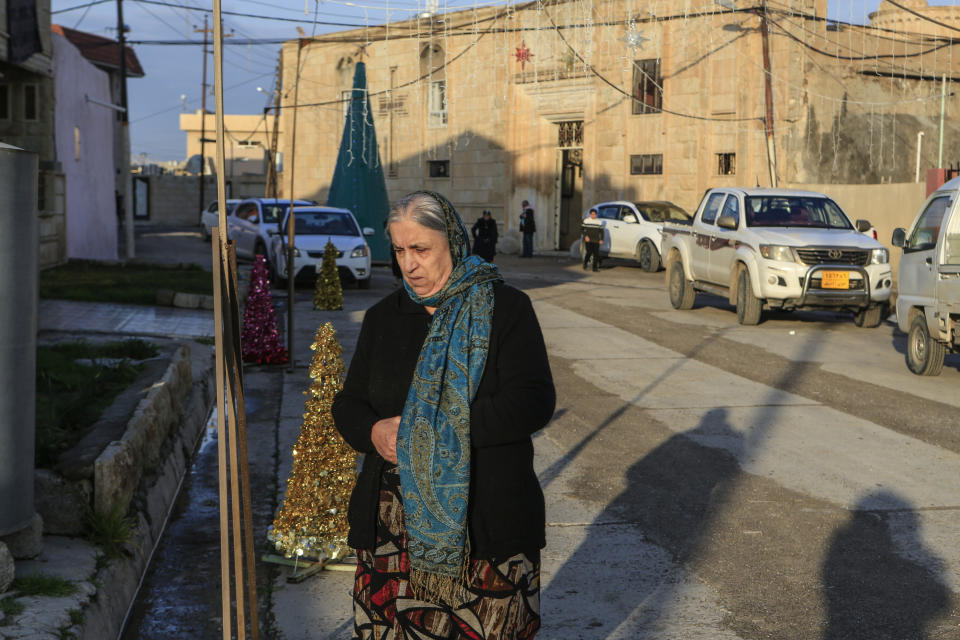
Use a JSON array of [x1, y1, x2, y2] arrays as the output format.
[[276, 0, 960, 252]]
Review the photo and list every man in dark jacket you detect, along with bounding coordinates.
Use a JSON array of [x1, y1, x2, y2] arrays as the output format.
[[581, 207, 603, 272], [471, 209, 499, 262], [519, 200, 536, 257]]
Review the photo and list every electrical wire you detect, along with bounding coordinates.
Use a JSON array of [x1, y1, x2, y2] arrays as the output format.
[[131, 70, 275, 122], [52, 0, 111, 14], [882, 0, 960, 35], [130, 0, 372, 27], [541, 3, 759, 122]]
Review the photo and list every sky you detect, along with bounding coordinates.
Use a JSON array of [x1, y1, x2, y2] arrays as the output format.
[[48, 0, 958, 162]]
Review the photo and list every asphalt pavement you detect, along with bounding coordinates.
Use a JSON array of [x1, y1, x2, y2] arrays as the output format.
[[98, 227, 960, 639]]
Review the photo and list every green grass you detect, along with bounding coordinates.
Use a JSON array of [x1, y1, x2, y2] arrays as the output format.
[[11, 574, 77, 598], [36, 340, 157, 468], [40, 260, 212, 305], [85, 505, 135, 559], [0, 596, 24, 624]]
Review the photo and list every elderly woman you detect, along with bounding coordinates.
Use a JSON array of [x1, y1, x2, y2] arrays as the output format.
[[332, 191, 555, 639]]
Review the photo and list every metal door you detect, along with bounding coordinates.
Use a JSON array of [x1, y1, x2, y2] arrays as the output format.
[[899, 194, 951, 324]]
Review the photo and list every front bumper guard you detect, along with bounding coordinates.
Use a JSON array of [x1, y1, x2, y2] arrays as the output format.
[[797, 263, 872, 308]]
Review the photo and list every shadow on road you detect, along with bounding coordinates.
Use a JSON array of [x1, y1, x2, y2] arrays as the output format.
[[542, 324, 833, 637], [543, 409, 744, 637], [821, 490, 949, 640]]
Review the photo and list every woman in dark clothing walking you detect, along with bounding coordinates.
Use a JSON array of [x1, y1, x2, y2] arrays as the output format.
[[471, 209, 499, 262], [332, 191, 555, 639]]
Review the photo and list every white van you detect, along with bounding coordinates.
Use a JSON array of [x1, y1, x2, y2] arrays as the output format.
[[892, 176, 960, 375]]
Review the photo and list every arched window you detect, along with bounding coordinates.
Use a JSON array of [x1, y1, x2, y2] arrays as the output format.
[[420, 44, 446, 128]]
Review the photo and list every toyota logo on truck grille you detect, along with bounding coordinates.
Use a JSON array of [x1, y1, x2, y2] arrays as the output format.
[[827, 249, 843, 260]]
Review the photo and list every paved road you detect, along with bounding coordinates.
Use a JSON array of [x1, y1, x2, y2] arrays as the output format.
[[121, 243, 960, 639]]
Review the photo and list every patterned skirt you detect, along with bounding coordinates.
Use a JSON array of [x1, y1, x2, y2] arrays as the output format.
[[352, 466, 541, 640]]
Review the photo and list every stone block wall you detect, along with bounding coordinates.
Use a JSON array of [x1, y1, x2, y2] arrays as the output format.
[[135, 174, 268, 226]]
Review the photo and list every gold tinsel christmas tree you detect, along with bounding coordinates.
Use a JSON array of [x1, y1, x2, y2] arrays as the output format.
[[268, 322, 356, 560], [313, 240, 343, 311]]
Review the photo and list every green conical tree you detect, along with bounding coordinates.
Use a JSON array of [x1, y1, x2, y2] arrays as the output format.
[[313, 239, 343, 311], [327, 61, 390, 262]]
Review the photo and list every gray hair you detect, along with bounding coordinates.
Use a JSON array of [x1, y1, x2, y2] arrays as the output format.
[[386, 193, 447, 238]]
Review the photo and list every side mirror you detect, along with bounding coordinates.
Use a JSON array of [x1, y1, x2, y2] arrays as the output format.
[[623, 214, 639, 224], [717, 213, 738, 230], [249, 215, 260, 224], [891, 227, 906, 248], [855, 219, 872, 233], [362, 227, 375, 236]]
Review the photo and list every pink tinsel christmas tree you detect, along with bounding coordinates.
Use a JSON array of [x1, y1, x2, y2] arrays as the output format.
[[241, 255, 289, 365]]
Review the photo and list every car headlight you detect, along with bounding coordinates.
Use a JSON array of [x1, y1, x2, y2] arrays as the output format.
[[759, 245, 796, 262], [288, 246, 300, 257], [870, 248, 889, 265], [350, 244, 369, 258]]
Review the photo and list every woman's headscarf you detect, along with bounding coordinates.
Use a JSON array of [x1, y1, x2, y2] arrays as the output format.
[[395, 191, 502, 605]]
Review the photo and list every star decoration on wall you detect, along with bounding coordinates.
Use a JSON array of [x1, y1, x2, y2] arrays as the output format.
[[514, 40, 534, 71], [620, 28, 650, 50]]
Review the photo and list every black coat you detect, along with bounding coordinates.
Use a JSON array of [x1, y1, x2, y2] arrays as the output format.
[[332, 283, 555, 560]]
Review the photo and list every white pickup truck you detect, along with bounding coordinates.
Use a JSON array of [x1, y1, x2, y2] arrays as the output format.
[[892, 176, 960, 375], [662, 187, 893, 326]]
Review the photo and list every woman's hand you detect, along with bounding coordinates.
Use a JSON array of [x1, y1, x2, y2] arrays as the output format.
[[371, 416, 401, 463]]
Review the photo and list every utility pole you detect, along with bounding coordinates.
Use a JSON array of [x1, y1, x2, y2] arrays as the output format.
[[938, 74, 947, 169], [196, 15, 211, 220], [286, 40, 302, 371], [759, 0, 778, 187], [265, 55, 282, 199], [116, 0, 133, 257]]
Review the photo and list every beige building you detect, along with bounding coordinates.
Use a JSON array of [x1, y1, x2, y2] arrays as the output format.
[[276, 0, 960, 252], [180, 111, 279, 177]]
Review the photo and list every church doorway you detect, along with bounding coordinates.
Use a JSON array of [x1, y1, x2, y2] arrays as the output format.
[[555, 120, 583, 251]]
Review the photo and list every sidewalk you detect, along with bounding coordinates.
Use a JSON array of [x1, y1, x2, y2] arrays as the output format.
[[39, 299, 214, 340]]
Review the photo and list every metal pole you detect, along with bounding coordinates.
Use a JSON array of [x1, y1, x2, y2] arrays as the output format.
[[286, 40, 302, 372], [759, 1, 778, 187], [916, 131, 925, 182], [938, 74, 946, 169], [198, 14, 209, 220], [116, 0, 134, 257], [265, 54, 282, 199]]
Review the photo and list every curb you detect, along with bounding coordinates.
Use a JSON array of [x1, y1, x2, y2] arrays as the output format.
[[2, 342, 216, 639]]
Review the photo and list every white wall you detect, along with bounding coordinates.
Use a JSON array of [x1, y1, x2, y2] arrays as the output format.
[[53, 34, 117, 260]]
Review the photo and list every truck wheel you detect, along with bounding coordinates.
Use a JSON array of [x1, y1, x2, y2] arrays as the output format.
[[853, 303, 885, 328], [736, 267, 762, 325], [668, 260, 695, 310], [638, 240, 661, 273], [906, 315, 945, 376], [357, 277, 371, 289]]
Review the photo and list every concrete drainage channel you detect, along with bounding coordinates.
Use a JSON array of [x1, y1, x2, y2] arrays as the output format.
[[1, 341, 216, 639]]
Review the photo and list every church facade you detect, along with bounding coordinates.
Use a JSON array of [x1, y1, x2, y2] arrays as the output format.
[[277, 0, 959, 252]]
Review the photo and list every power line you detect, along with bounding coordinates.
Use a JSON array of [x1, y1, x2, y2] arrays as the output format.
[[52, 0, 111, 14], [131, 0, 371, 27], [882, 0, 960, 35], [542, 3, 758, 123]]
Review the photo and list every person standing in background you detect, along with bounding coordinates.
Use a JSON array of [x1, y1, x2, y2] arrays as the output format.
[[472, 209, 499, 262], [519, 200, 536, 258], [581, 207, 603, 272]]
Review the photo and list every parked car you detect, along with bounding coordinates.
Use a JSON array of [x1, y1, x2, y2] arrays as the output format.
[[269, 206, 374, 288], [200, 198, 241, 241], [892, 176, 960, 375], [227, 198, 315, 261], [582, 201, 691, 272], [662, 187, 893, 326]]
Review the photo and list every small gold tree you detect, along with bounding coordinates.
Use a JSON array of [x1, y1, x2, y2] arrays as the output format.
[[313, 240, 343, 311], [268, 323, 355, 560]]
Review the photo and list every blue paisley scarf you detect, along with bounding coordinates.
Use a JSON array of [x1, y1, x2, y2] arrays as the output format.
[[396, 191, 502, 605]]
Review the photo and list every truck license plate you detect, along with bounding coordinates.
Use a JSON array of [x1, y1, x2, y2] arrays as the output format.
[[820, 271, 849, 289]]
